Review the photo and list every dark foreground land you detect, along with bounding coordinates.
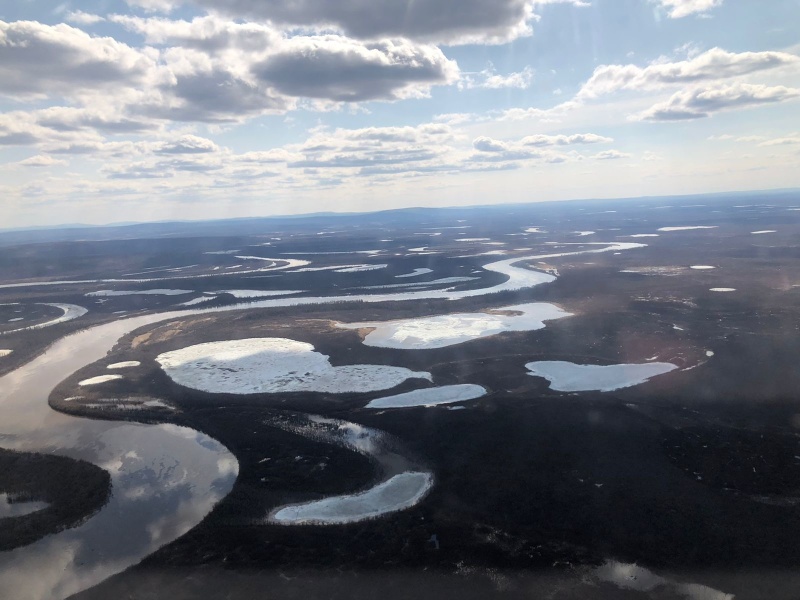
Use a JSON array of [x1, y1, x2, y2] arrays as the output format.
[[3, 190, 800, 600]]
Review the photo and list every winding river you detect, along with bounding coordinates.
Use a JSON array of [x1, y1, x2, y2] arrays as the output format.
[[0, 242, 644, 600]]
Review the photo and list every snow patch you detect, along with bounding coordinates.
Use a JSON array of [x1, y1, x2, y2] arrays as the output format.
[[341, 303, 571, 350], [657, 226, 718, 232], [366, 384, 487, 409], [156, 338, 431, 395], [107, 361, 141, 369], [526, 361, 677, 392], [79, 374, 124, 387], [87, 289, 193, 297], [269, 472, 433, 525], [334, 264, 388, 273], [395, 268, 434, 279]]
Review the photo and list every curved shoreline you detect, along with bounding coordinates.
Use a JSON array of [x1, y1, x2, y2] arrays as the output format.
[[0, 241, 645, 599]]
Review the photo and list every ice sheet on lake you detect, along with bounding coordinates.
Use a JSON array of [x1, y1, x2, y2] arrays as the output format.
[[157, 338, 431, 395], [269, 472, 433, 525], [366, 384, 487, 409], [87, 289, 193, 297], [214, 290, 304, 299], [1, 303, 88, 335], [334, 264, 388, 273], [657, 226, 718, 232], [79, 374, 124, 386], [341, 303, 571, 349], [107, 361, 141, 369], [395, 268, 434, 278], [526, 361, 677, 392]]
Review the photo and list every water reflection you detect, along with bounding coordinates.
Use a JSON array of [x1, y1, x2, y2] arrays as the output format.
[[0, 313, 238, 600]]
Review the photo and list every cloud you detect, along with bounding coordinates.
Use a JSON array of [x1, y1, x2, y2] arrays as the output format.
[[0, 20, 155, 98], [521, 133, 613, 146], [594, 150, 631, 160], [253, 37, 458, 102], [460, 66, 534, 90], [655, 0, 724, 18], [65, 11, 106, 25], [17, 155, 69, 167], [638, 83, 800, 120], [758, 136, 800, 147], [141, 0, 539, 45], [155, 134, 220, 154], [578, 48, 799, 99]]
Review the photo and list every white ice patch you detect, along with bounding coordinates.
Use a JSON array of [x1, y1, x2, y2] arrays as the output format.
[[395, 268, 433, 279], [574, 231, 595, 236], [87, 289, 193, 297], [366, 384, 487, 409], [626, 234, 660, 238], [79, 374, 124, 386], [354, 277, 478, 291], [1, 303, 88, 335], [334, 264, 388, 273], [524, 227, 546, 233], [690, 266, 716, 270], [526, 361, 677, 392], [269, 471, 433, 525], [214, 290, 304, 299], [710, 288, 736, 292], [456, 238, 490, 242], [107, 361, 141, 369], [156, 338, 431, 395], [657, 226, 718, 232], [751, 230, 777, 234], [179, 295, 218, 306], [341, 303, 571, 350], [0, 349, 12, 357]]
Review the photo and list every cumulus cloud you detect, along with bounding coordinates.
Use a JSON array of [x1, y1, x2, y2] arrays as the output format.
[[17, 155, 68, 167], [638, 83, 800, 120], [155, 134, 220, 154], [594, 150, 631, 160], [131, 0, 538, 45], [253, 37, 458, 102], [655, 0, 724, 18], [578, 48, 799, 99], [460, 66, 534, 90], [0, 20, 155, 98], [521, 133, 613, 146]]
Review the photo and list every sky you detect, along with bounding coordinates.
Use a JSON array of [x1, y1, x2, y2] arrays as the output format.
[[1, 0, 799, 227]]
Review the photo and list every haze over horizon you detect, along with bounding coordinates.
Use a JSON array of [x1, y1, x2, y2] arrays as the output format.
[[2, 0, 799, 228]]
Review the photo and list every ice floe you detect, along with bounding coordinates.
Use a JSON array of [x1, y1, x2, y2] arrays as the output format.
[[709, 288, 736, 292], [87, 289, 193, 297], [751, 230, 777, 234], [574, 231, 595, 236], [526, 361, 677, 392], [156, 338, 431, 395], [341, 303, 571, 349], [1, 303, 88, 335], [107, 361, 141, 369], [626, 234, 660, 238], [269, 472, 433, 525], [690, 265, 716, 270], [395, 268, 434, 278], [366, 384, 487, 409], [334, 264, 388, 273], [214, 290, 304, 299], [657, 226, 718, 232], [266, 414, 433, 525], [79, 374, 124, 386]]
